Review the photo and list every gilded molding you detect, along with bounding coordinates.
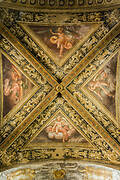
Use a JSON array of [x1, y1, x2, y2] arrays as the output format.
[[0, 9, 119, 80], [0, 0, 120, 12], [0, 6, 120, 168], [62, 89, 120, 156]]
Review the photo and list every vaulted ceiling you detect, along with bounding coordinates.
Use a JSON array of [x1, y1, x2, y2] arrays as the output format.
[[0, 0, 120, 175]]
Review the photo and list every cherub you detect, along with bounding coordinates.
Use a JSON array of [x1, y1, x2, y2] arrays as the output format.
[[50, 27, 72, 57], [88, 69, 115, 100], [51, 116, 69, 142], [3, 65, 23, 106], [52, 116, 63, 134], [46, 116, 76, 142]]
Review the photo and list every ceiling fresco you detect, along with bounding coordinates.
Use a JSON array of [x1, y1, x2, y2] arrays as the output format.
[[21, 23, 99, 66], [85, 53, 118, 119], [2, 54, 35, 117], [25, 110, 93, 148], [0, 0, 120, 176]]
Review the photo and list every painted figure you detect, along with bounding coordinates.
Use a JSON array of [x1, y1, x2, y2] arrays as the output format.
[[88, 69, 115, 100], [46, 116, 75, 142], [3, 65, 23, 106], [50, 27, 73, 57], [2, 55, 34, 116]]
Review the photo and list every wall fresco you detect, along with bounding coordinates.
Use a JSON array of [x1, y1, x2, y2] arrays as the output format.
[[2, 55, 34, 117]]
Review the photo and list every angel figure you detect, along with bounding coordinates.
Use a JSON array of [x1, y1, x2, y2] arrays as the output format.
[[50, 27, 73, 57], [46, 116, 75, 142], [88, 69, 115, 100], [3, 65, 23, 106]]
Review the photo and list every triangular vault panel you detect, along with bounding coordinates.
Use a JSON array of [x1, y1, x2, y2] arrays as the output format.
[[1, 53, 35, 119], [21, 23, 100, 66], [26, 110, 94, 148], [84, 53, 119, 123]]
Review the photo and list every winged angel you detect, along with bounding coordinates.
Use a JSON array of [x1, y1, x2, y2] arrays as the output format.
[[88, 68, 115, 100], [50, 27, 74, 57], [36, 25, 90, 57], [46, 116, 75, 142]]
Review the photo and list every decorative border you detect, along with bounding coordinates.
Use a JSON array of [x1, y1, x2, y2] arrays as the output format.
[[0, 6, 120, 168], [116, 51, 120, 126], [0, 0, 120, 12], [2, 96, 119, 166], [0, 51, 3, 125], [0, 9, 119, 80], [62, 23, 120, 86], [67, 35, 120, 127]]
